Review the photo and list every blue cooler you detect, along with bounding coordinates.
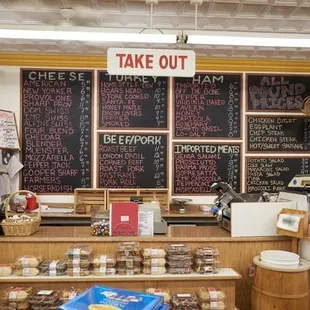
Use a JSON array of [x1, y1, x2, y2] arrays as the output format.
[[59, 285, 163, 310]]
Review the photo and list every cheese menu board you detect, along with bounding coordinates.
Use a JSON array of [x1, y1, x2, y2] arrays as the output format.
[[98, 133, 167, 188], [0, 109, 20, 150], [21, 69, 93, 193], [246, 157, 310, 193], [98, 72, 168, 129], [247, 116, 310, 152], [247, 74, 310, 111], [173, 143, 241, 194], [174, 73, 242, 138]]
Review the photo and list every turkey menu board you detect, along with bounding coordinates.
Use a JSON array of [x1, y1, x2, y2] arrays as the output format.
[[247, 74, 310, 111], [247, 116, 310, 152], [174, 73, 242, 138], [21, 69, 93, 193], [98, 72, 168, 128], [246, 157, 310, 193], [173, 143, 241, 194], [98, 133, 167, 188]]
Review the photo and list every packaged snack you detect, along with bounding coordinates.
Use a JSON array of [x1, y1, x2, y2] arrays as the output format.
[[117, 255, 142, 268], [117, 267, 141, 275], [3, 286, 33, 302], [15, 256, 43, 268], [28, 290, 59, 306], [15, 268, 40, 277], [195, 247, 220, 258], [61, 288, 81, 302], [194, 265, 217, 274], [166, 254, 192, 262], [198, 287, 226, 302], [167, 267, 191, 274], [92, 267, 116, 276], [66, 245, 93, 259], [117, 242, 141, 256], [40, 260, 67, 276], [146, 288, 171, 304], [0, 264, 12, 277], [142, 266, 166, 275], [194, 257, 219, 266], [6, 301, 29, 310], [200, 300, 226, 310], [142, 248, 166, 258], [67, 267, 90, 277], [167, 260, 192, 268], [142, 258, 166, 267], [171, 293, 199, 308], [92, 255, 116, 268], [67, 259, 91, 268], [167, 244, 191, 255]]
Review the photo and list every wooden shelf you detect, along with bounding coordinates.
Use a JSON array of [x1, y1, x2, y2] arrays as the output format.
[[0, 268, 241, 283]]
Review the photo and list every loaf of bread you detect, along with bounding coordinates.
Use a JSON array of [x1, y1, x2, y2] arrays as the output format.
[[0, 265, 12, 277], [142, 248, 166, 258], [3, 286, 33, 302], [15, 255, 43, 268], [92, 255, 116, 268], [15, 268, 40, 277], [198, 287, 226, 301]]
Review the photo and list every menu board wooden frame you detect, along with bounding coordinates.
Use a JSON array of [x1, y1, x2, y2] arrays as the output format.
[[0, 109, 20, 150], [97, 132, 169, 189], [246, 73, 310, 112], [246, 115, 310, 153], [172, 141, 243, 196], [20, 68, 95, 194], [172, 72, 243, 140], [97, 71, 170, 130]]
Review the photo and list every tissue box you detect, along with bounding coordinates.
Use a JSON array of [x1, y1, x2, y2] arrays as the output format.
[[59, 285, 163, 310]]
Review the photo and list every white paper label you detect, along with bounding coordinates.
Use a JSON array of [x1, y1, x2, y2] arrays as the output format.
[[210, 301, 219, 309], [21, 257, 29, 268], [208, 288, 217, 300], [126, 269, 133, 276], [22, 268, 30, 276], [151, 267, 159, 274], [100, 255, 107, 265], [171, 244, 184, 247], [9, 291, 18, 300], [121, 215, 129, 222], [49, 260, 59, 270], [151, 258, 159, 265], [49, 270, 57, 277], [99, 266, 107, 274], [73, 267, 80, 276], [69, 291, 77, 300], [176, 294, 191, 298], [38, 290, 53, 296], [73, 258, 80, 266], [73, 248, 81, 257]]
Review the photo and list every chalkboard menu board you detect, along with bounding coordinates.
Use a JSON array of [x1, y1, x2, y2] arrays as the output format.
[[21, 69, 93, 193], [98, 133, 167, 188], [0, 109, 20, 150], [173, 143, 241, 194], [247, 74, 310, 111], [247, 116, 310, 152], [98, 72, 168, 128], [246, 157, 310, 193], [174, 73, 241, 138]]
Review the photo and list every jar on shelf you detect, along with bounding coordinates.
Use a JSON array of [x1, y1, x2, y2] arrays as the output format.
[[90, 211, 110, 236]]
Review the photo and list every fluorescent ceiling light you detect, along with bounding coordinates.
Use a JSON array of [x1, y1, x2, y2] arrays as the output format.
[[0, 28, 176, 44], [187, 31, 310, 48]]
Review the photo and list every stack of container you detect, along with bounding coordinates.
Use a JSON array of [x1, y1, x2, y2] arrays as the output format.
[[116, 242, 142, 275], [91, 255, 116, 276], [66, 245, 92, 276], [194, 247, 219, 274], [2, 286, 33, 310], [198, 287, 226, 309], [166, 244, 192, 274], [142, 247, 167, 275], [14, 255, 43, 277]]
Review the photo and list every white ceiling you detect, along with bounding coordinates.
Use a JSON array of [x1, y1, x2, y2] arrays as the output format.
[[1, 0, 310, 59]]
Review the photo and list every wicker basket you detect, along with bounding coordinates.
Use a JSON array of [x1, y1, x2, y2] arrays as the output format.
[[1, 190, 41, 236]]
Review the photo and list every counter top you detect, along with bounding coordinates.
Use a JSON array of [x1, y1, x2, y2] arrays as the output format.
[[0, 225, 291, 243]]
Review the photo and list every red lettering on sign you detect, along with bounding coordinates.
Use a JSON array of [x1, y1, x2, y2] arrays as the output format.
[[116, 53, 126, 68]]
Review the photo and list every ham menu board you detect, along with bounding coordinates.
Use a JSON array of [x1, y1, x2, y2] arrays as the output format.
[[247, 74, 310, 111], [247, 116, 310, 152], [246, 157, 310, 193], [173, 143, 241, 194], [174, 74, 241, 138], [98, 133, 167, 188], [21, 69, 93, 193], [98, 72, 168, 128]]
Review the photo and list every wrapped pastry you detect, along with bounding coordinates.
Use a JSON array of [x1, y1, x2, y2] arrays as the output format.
[[142, 266, 166, 275], [142, 258, 166, 267], [28, 290, 60, 306], [117, 242, 141, 256], [146, 288, 171, 304], [117, 267, 141, 275], [171, 293, 199, 308], [66, 245, 93, 259], [167, 267, 191, 274], [92, 255, 116, 268], [15, 256, 43, 268], [40, 260, 67, 276], [195, 247, 219, 258], [167, 254, 192, 262], [61, 288, 81, 302], [67, 258, 91, 268], [198, 287, 226, 302], [194, 257, 219, 266], [0, 264, 13, 277], [3, 286, 33, 302], [117, 255, 142, 268], [15, 268, 40, 277], [67, 267, 90, 276], [92, 267, 116, 276], [6, 300, 29, 309], [142, 248, 166, 258], [167, 244, 191, 255], [200, 300, 226, 309], [194, 265, 217, 274], [167, 260, 192, 268]]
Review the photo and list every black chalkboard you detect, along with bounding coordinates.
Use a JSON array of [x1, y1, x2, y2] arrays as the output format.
[[98, 72, 168, 129], [21, 69, 93, 193], [246, 157, 310, 193], [174, 73, 242, 138], [173, 143, 241, 194], [247, 74, 310, 111], [247, 116, 310, 152], [98, 133, 167, 188]]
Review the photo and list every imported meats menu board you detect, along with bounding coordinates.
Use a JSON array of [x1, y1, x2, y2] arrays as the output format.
[[246, 157, 310, 193], [98, 133, 167, 188], [21, 69, 93, 193], [247, 74, 310, 111], [98, 72, 168, 128], [247, 116, 310, 152], [174, 73, 242, 138], [173, 143, 241, 194]]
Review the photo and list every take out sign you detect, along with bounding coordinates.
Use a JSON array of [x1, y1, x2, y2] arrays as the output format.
[[107, 48, 195, 77]]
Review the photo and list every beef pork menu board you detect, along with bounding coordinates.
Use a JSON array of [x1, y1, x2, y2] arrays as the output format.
[[0, 109, 20, 150], [99, 72, 168, 129], [98, 133, 167, 188], [247, 116, 310, 152], [21, 69, 93, 193], [174, 74, 242, 138], [247, 74, 310, 111], [173, 143, 241, 194], [246, 157, 310, 193]]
